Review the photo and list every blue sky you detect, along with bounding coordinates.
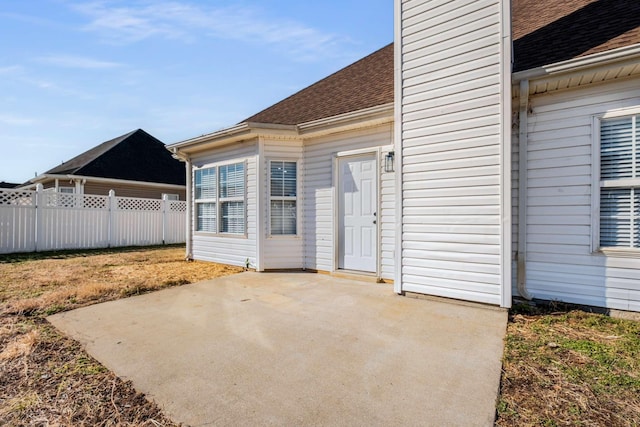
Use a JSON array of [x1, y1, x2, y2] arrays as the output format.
[[0, 0, 392, 184]]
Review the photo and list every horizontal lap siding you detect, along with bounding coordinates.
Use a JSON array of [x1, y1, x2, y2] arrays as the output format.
[[263, 140, 304, 269], [303, 124, 395, 279], [191, 141, 258, 268], [525, 77, 640, 311], [83, 183, 186, 200], [400, 0, 507, 305]]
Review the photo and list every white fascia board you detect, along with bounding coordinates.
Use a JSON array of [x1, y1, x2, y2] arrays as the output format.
[[512, 43, 640, 82], [167, 123, 298, 156], [297, 103, 394, 138], [33, 174, 186, 190]]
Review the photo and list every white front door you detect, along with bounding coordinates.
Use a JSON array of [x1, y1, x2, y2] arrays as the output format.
[[338, 154, 377, 272]]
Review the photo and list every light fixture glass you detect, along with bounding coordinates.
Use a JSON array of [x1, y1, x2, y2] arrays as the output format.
[[384, 151, 395, 173]]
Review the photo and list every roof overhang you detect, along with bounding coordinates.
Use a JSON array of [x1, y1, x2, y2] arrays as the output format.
[[512, 43, 640, 96], [167, 103, 394, 158], [21, 174, 185, 190]]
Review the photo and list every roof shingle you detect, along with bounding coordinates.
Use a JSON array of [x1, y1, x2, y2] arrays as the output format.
[[243, 43, 394, 126], [45, 129, 185, 186]]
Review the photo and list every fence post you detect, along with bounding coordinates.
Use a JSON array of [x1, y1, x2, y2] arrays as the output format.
[[162, 194, 168, 245], [108, 190, 116, 248], [34, 184, 43, 252]]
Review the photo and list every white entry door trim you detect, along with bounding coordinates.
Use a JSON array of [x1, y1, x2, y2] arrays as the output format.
[[335, 152, 379, 274]]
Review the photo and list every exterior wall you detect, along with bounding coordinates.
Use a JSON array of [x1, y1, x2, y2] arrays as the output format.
[[522, 77, 640, 311], [302, 123, 395, 280], [83, 183, 186, 200], [40, 180, 185, 200], [397, 0, 511, 305], [262, 139, 304, 269], [190, 140, 258, 268]]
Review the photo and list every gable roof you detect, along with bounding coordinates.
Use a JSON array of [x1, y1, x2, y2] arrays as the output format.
[[0, 181, 19, 189], [242, 43, 394, 126], [513, 0, 640, 72], [44, 129, 185, 186]]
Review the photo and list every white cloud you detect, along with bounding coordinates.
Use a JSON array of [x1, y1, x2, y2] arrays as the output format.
[[71, 1, 348, 60], [0, 65, 24, 75], [36, 54, 123, 69]]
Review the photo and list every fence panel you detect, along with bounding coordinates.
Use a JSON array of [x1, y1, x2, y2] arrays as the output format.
[[112, 197, 164, 247], [0, 190, 37, 254], [165, 200, 187, 244], [0, 187, 186, 254]]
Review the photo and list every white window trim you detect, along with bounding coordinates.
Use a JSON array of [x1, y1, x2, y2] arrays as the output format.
[[267, 158, 300, 238], [194, 160, 247, 237], [591, 107, 640, 255]]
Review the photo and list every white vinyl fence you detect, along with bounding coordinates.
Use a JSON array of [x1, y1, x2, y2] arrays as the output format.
[[0, 186, 186, 254]]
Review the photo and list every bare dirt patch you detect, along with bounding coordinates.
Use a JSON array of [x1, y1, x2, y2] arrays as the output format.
[[496, 303, 640, 426], [0, 246, 242, 426]]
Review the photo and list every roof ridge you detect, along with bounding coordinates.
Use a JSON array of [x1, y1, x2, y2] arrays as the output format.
[[45, 129, 143, 175]]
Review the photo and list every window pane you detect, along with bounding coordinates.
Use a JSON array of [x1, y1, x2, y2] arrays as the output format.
[[271, 200, 296, 235], [196, 202, 216, 232], [600, 118, 634, 180], [270, 161, 296, 197], [221, 201, 245, 234], [220, 163, 245, 198], [600, 188, 632, 247], [195, 168, 216, 199]]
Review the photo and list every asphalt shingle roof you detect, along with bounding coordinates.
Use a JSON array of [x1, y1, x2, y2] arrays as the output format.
[[45, 129, 185, 186], [243, 43, 394, 126]]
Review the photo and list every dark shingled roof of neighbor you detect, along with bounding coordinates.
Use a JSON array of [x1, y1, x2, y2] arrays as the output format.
[[240, 1, 640, 126], [45, 129, 185, 186]]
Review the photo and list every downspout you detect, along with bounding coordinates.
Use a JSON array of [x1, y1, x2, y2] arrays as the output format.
[[172, 148, 193, 261], [184, 156, 193, 261], [517, 79, 533, 300]]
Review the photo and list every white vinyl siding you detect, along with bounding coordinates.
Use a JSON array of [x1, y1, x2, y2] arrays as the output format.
[[398, 0, 510, 305], [303, 124, 395, 280], [270, 161, 297, 235], [599, 115, 640, 249], [521, 77, 640, 312], [191, 141, 257, 268]]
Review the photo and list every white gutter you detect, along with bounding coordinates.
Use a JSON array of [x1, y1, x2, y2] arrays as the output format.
[[297, 103, 394, 137], [167, 123, 297, 153], [517, 80, 533, 301], [513, 43, 640, 82]]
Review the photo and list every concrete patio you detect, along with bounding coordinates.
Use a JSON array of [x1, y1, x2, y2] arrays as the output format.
[[49, 272, 507, 426]]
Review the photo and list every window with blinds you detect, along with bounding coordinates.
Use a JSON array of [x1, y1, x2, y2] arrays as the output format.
[[194, 162, 246, 235], [599, 115, 640, 249], [270, 161, 297, 235]]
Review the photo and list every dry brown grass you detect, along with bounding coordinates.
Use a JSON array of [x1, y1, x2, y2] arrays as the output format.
[[496, 304, 640, 427], [0, 245, 243, 426]]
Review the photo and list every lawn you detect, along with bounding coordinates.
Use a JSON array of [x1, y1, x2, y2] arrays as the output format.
[[496, 303, 640, 426], [0, 246, 242, 426], [1, 247, 639, 425]]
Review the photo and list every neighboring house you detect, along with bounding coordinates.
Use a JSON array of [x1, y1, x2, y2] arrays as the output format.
[[21, 129, 186, 200], [0, 182, 19, 189], [169, 0, 640, 312]]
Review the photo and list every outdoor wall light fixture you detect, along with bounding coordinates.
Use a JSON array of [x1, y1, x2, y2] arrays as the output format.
[[384, 151, 395, 173]]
